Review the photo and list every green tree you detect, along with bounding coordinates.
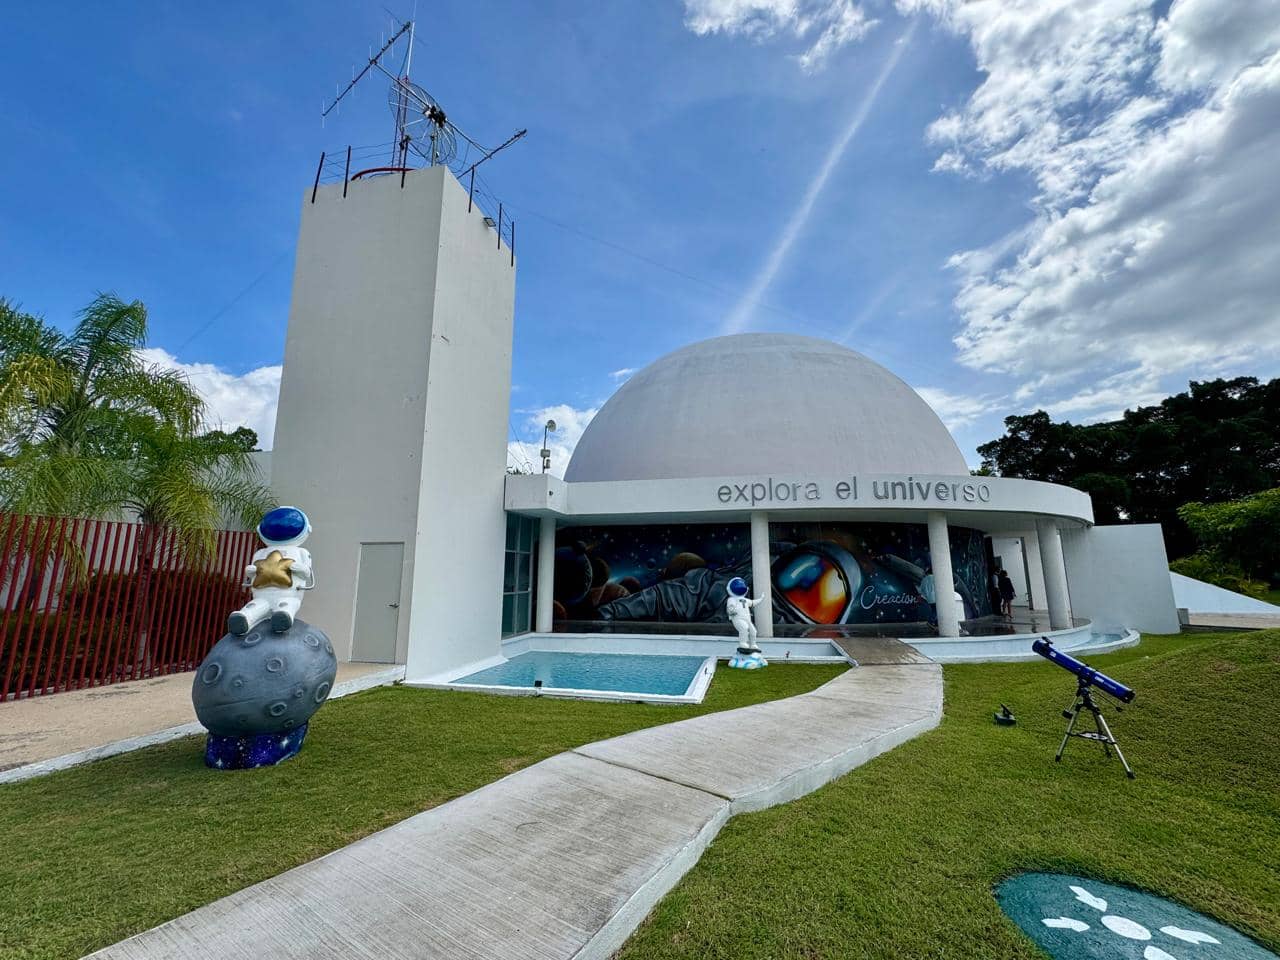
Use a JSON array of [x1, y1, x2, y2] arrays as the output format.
[[1178, 487, 1280, 585], [1168, 553, 1268, 599], [0, 295, 203, 516], [0, 294, 274, 655], [977, 377, 1280, 556], [198, 426, 260, 454], [0, 293, 271, 531]]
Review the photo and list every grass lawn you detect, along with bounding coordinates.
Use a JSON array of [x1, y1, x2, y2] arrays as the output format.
[[0, 664, 844, 960], [618, 629, 1280, 959]]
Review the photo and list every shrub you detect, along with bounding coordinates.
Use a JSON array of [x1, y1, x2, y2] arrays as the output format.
[[1170, 552, 1269, 599]]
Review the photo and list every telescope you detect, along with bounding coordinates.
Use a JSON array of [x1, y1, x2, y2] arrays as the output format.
[[1032, 638, 1134, 703], [1032, 638, 1136, 778]]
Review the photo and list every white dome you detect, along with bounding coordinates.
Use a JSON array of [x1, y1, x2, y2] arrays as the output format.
[[565, 333, 968, 482]]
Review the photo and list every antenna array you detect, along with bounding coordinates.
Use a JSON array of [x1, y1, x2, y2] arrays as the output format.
[[321, 19, 526, 179]]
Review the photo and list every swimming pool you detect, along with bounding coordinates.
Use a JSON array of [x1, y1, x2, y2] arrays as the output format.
[[451, 651, 715, 703]]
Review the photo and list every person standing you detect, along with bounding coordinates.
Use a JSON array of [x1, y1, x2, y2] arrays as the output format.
[[997, 569, 1016, 619]]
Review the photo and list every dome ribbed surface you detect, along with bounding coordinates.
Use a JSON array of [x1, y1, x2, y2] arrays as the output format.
[[565, 333, 968, 482]]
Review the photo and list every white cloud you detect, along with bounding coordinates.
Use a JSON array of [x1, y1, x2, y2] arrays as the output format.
[[1039, 368, 1169, 423], [679, 0, 1280, 420], [138, 348, 282, 448], [1155, 0, 1280, 91], [915, 385, 1002, 430], [608, 367, 636, 381], [507, 403, 598, 478], [682, 0, 877, 71], [798, 2, 878, 70], [683, 0, 801, 38], [905, 0, 1160, 201], [908, 0, 1280, 420]]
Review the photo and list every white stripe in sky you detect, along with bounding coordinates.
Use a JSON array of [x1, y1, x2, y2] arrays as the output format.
[[722, 20, 918, 335], [838, 268, 904, 344]]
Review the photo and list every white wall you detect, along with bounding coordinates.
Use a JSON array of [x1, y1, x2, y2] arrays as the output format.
[[990, 536, 1029, 604], [1061, 524, 1180, 634], [1022, 532, 1047, 612], [247, 450, 272, 485], [405, 172, 516, 678], [1170, 573, 1280, 614], [271, 167, 513, 668]]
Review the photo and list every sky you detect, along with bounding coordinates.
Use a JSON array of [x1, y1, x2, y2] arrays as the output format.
[[2, 1, 1279, 474]]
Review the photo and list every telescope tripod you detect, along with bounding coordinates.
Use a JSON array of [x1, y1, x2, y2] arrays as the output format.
[[1056, 677, 1135, 778]]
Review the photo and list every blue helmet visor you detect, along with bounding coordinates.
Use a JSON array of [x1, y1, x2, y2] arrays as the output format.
[[259, 507, 307, 543]]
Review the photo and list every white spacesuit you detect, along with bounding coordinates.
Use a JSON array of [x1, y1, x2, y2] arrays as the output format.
[[725, 577, 765, 650], [228, 507, 315, 636]]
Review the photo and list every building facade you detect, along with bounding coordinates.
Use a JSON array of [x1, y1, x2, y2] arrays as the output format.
[[269, 166, 1179, 680]]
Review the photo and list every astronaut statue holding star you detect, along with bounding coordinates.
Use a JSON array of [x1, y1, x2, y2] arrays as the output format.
[[726, 577, 769, 670], [229, 506, 315, 636], [191, 506, 337, 770]]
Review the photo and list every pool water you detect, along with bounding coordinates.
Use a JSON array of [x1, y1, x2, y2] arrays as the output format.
[[454, 651, 709, 697]]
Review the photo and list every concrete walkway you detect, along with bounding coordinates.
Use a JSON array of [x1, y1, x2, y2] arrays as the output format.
[[0, 662, 401, 783], [86, 659, 942, 960], [1186, 612, 1280, 631]]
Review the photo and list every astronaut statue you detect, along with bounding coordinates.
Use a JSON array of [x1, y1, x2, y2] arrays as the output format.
[[192, 505, 336, 770], [228, 506, 315, 636], [725, 577, 769, 669]]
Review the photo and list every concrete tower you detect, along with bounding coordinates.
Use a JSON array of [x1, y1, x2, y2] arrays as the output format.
[[271, 165, 516, 677]]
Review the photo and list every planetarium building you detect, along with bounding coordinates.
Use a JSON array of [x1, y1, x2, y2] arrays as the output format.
[[268, 167, 1177, 685], [503, 333, 1179, 661]]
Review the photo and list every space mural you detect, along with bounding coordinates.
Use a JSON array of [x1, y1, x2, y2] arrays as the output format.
[[552, 521, 992, 626]]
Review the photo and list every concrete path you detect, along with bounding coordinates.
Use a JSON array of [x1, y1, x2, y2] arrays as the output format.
[[86, 660, 942, 960], [831, 635, 936, 666], [0, 662, 401, 783], [1186, 612, 1280, 631]]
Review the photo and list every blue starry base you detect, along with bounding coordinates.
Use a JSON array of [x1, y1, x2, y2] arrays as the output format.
[[727, 651, 768, 669], [204, 723, 309, 770]]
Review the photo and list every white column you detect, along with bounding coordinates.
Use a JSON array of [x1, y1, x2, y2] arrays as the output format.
[[535, 515, 556, 634], [1022, 532, 1046, 611], [927, 511, 960, 638], [1036, 520, 1072, 631], [749, 511, 774, 638]]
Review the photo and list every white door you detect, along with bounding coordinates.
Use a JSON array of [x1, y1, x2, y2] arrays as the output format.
[[351, 542, 403, 663]]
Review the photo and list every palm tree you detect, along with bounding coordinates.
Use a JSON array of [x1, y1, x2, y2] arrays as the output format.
[[0, 295, 205, 515], [1, 292, 271, 523], [1, 294, 274, 667]]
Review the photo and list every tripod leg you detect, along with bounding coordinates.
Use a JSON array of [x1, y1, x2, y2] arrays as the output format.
[[1095, 710, 1135, 779], [1056, 698, 1081, 762], [1089, 704, 1113, 758]]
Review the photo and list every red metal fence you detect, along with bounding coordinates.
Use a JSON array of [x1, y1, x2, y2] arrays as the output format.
[[0, 514, 258, 701]]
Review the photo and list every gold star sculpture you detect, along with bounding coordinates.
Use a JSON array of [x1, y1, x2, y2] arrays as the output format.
[[252, 550, 295, 589]]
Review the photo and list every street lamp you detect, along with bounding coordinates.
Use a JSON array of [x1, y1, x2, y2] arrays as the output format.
[[541, 419, 556, 474]]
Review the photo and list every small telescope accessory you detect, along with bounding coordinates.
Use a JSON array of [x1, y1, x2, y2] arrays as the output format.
[[1032, 638, 1136, 779], [994, 703, 1017, 726]]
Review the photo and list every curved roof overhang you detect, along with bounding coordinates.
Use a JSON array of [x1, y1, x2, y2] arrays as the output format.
[[506, 472, 1094, 533]]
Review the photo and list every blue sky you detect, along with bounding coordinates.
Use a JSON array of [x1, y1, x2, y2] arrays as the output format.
[[3, 1, 1278, 471]]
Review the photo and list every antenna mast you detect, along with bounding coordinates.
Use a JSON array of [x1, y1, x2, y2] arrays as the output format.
[[321, 19, 526, 180], [322, 21, 412, 122]]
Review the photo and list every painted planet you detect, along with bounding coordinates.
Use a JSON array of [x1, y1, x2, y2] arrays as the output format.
[[192, 619, 337, 737], [996, 873, 1277, 959]]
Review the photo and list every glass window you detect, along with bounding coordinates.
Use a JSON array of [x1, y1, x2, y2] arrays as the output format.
[[501, 514, 537, 639], [501, 593, 516, 636]]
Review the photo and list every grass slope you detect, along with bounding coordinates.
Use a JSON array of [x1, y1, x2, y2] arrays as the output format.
[[619, 630, 1280, 959], [0, 664, 843, 960]]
